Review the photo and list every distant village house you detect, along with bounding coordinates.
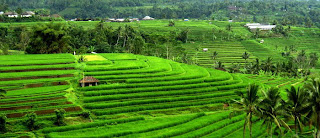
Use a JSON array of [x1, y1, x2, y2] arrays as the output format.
[[0, 11, 3, 15], [21, 11, 35, 17], [142, 16, 154, 20], [245, 23, 276, 31], [4, 12, 18, 18]]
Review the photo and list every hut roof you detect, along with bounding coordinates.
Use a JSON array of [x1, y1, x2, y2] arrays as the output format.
[[4, 12, 17, 15], [79, 76, 99, 83], [21, 11, 35, 15]]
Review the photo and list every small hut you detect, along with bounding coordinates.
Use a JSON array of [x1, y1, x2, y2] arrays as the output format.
[[203, 48, 208, 52], [79, 76, 99, 87]]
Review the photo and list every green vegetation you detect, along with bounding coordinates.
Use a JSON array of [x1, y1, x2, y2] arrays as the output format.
[[0, 8, 319, 137]]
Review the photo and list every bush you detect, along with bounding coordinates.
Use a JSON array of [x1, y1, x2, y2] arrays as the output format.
[[54, 109, 66, 126], [0, 114, 7, 132], [24, 112, 38, 130], [80, 111, 91, 119], [78, 55, 87, 63], [168, 20, 175, 27]]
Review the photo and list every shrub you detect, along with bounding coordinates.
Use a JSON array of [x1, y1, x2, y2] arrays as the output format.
[[80, 111, 91, 119], [78, 55, 87, 63], [54, 109, 66, 126], [0, 114, 7, 132], [24, 112, 38, 130]]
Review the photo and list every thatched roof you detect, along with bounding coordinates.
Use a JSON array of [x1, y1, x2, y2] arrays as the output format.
[[79, 76, 99, 83]]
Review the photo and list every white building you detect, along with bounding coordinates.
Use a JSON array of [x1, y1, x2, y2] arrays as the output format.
[[21, 11, 35, 17], [184, 19, 189, 21], [0, 11, 4, 15], [142, 16, 154, 20], [245, 23, 276, 31], [4, 12, 18, 18]]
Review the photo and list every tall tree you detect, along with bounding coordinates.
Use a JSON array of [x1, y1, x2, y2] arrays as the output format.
[[304, 78, 320, 138], [232, 84, 260, 138], [285, 86, 311, 135], [259, 87, 290, 137], [262, 57, 274, 73], [242, 51, 250, 63], [26, 22, 71, 54]]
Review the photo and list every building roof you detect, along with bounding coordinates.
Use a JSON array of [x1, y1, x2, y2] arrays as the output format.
[[79, 76, 99, 83], [245, 23, 276, 30], [4, 12, 17, 15], [21, 11, 35, 15], [143, 16, 154, 20], [247, 25, 276, 30], [245, 23, 261, 26]]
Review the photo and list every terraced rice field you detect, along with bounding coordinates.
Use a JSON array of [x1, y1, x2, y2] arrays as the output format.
[[43, 111, 268, 138], [244, 74, 304, 98], [1, 53, 288, 137], [186, 41, 256, 68], [24, 53, 257, 137], [0, 54, 81, 120]]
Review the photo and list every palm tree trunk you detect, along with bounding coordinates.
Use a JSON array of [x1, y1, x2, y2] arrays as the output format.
[[244, 113, 248, 138], [270, 126, 273, 138], [249, 113, 252, 138], [243, 120, 246, 138], [295, 116, 298, 135]]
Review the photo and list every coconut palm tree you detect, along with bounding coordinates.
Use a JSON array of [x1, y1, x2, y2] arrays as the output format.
[[285, 86, 311, 135], [211, 51, 218, 65], [304, 78, 320, 138], [309, 53, 319, 68], [262, 57, 274, 73], [232, 84, 260, 138], [214, 61, 225, 70], [252, 58, 260, 74], [258, 87, 290, 137], [211, 51, 218, 60], [242, 51, 250, 64]]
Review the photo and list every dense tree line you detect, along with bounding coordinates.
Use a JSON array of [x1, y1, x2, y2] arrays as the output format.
[[220, 49, 319, 78], [233, 78, 320, 137], [0, 22, 189, 62], [0, 0, 320, 27]]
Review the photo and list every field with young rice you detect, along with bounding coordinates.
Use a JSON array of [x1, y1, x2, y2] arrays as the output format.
[[0, 54, 81, 131], [0, 52, 312, 137]]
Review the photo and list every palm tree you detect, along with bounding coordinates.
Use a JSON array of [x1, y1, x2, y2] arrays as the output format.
[[304, 78, 320, 138], [215, 61, 225, 70], [242, 51, 250, 64], [285, 86, 311, 135], [211, 51, 218, 65], [252, 58, 260, 74], [88, 46, 95, 53], [262, 57, 274, 73], [211, 51, 218, 60], [258, 87, 290, 137], [309, 53, 319, 68], [232, 84, 260, 138]]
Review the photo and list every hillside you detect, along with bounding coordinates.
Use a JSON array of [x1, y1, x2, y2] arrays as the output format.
[[0, 19, 319, 137], [0, 53, 311, 137], [1, 0, 320, 28]]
